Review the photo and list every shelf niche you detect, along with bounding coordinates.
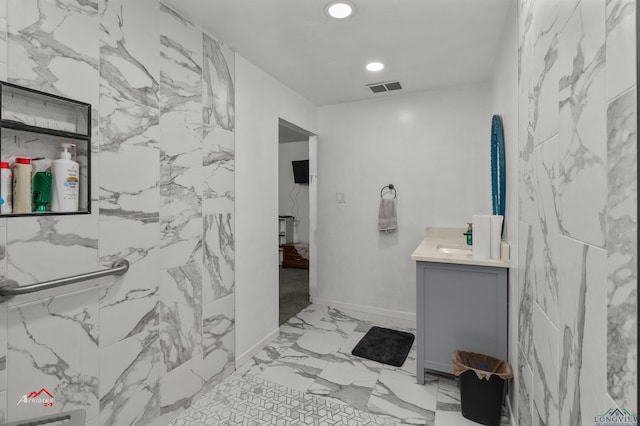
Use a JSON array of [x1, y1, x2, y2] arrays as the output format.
[[0, 81, 91, 217]]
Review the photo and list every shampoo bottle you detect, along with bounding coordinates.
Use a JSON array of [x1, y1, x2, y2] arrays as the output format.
[[0, 161, 12, 213], [51, 143, 79, 212], [13, 157, 32, 213]]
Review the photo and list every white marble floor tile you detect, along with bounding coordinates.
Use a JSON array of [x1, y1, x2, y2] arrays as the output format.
[[168, 373, 399, 426], [335, 351, 384, 375], [383, 346, 419, 378], [367, 368, 438, 424], [435, 409, 510, 426], [257, 346, 329, 392], [315, 315, 359, 335], [435, 377, 461, 411], [279, 322, 308, 337], [434, 410, 482, 426], [322, 307, 374, 332], [367, 395, 434, 425], [169, 304, 511, 426], [333, 307, 416, 333], [235, 328, 304, 377], [292, 329, 348, 358], [283, 304, 330, 332], [308, 361, 380, 410], [258, 363, 318, 393], [339, 331, 366, 354]]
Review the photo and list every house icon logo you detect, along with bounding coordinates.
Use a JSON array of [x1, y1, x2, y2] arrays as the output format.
[[16, 388, 54, 407], [595, 408, 638, 426]]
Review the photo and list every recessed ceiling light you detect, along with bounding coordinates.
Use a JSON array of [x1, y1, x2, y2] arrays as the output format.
[[366, 62, 384, 72], [325, 1, 354, 19]]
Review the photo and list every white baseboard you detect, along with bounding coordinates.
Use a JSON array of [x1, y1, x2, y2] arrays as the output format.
[[235, 327, 279, 368], [311, 297, 416, 322]]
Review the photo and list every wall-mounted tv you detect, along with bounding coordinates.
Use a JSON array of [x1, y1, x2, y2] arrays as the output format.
[[292, 160, 309, 184]]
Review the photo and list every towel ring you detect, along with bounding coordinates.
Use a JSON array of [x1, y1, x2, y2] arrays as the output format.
[[380, 184, 397, 199]]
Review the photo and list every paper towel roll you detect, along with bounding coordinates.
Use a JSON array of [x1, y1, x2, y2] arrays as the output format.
[[472, 214, 491, 260], [490, 215, 504, 259]]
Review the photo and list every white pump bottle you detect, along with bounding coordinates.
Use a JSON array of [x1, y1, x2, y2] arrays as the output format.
[[51, 142, 79, 212]]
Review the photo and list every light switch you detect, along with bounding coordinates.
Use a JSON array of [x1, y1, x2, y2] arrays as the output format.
[[336, 192, 346, 203]]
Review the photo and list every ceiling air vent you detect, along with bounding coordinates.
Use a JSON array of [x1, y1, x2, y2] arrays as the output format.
[[366, 81, 403, 93]]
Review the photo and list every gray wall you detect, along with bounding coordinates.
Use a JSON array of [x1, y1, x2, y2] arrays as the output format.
[[316, 83, 492, 315]]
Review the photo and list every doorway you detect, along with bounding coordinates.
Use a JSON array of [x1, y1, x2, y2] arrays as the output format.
[[278, 119, 315, 324]]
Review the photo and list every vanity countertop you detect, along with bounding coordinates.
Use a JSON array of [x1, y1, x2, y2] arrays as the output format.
[[410, 227, 509, 268]]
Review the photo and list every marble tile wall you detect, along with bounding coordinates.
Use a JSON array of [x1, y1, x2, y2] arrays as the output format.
[[606, 87, 637, 411], [0, 1, 235, 425], [156, 3, 236, 423], [160, 264, 203, 373], [8, 289, 100, 421], [0, 4, 5, 422], [517, 0, 637, 423]]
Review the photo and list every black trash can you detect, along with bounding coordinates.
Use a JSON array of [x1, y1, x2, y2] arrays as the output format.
[[452, 350, 513, 426]]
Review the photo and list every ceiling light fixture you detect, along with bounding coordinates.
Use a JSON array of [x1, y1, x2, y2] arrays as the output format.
[[366, 62, 384, 72], [325, 1, 354, 19]]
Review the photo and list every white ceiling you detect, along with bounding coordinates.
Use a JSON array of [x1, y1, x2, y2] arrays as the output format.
[[163, 0, 512, 106]]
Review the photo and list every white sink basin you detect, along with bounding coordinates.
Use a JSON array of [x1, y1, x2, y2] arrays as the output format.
[[436, 244, 472, 255]]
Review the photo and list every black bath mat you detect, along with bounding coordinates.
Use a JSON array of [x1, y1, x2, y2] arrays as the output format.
[[351, 326, 415, 367]]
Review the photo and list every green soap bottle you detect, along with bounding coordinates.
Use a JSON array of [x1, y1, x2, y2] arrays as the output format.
[[465, 223, 473, 246], [32, 171, 52, 212]]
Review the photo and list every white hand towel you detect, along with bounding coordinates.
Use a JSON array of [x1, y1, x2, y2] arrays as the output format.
[[378, 198, 397, 232], [472, 214, 491, 259], [490, 215, 504, 259]]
